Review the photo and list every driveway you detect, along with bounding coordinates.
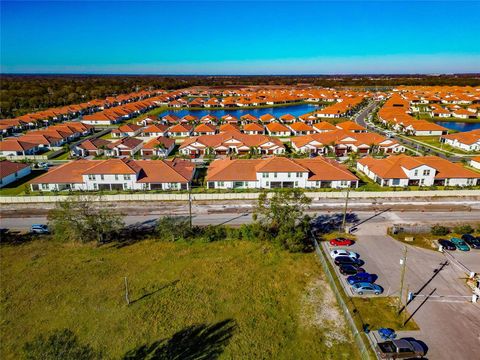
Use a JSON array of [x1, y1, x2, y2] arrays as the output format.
[[350, 212, 480, 360]]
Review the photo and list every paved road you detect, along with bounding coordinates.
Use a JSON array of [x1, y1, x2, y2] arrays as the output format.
[[344, 212, 480, 360], [354, 101, 470, 161], [2, 208, 480, 231]]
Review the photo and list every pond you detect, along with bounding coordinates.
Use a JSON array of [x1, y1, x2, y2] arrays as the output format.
[[435, 121, 480, 132], [158, 103, 320, 119]]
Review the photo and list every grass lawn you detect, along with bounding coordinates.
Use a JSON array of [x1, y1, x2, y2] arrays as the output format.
[[404, 136, 475, 155], [350, 297, 419, 331], [0, 170, 46, 196], [0, 240, 360, 359]]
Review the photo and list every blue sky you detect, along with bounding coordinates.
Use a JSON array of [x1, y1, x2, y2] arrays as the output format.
[[1, 1, 479, 74]]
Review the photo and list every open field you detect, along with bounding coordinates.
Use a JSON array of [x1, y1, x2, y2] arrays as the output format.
[[0, 239, 359, 359]]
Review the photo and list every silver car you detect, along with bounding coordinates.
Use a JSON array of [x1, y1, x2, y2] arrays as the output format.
[[351, 282, 383, 295]]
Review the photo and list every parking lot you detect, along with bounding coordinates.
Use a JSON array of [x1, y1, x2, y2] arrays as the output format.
[[339, 214, 480, 360]]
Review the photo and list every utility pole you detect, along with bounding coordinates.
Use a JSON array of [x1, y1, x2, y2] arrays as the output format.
[[341, 188, 350, 232], [124, 277, 130, 305], [188, 182, 193, 229], [398, 246, 408, 313]]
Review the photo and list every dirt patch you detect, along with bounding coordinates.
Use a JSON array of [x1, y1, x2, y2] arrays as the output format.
[[300, 278, 349, 347]]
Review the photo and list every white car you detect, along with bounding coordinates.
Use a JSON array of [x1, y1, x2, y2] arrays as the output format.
[[330, 249, 359, 259]]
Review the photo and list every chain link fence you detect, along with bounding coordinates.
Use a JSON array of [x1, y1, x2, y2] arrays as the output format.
[[311, 233, 373, 360]]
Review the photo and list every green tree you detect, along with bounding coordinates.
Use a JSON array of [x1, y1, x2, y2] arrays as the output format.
[[253, 189, 312, 252], [23, 329, 101, 360], [156, 216, 194, 241], [431, 224, 450, 236], [453, 224, 474, 235], [47, 196, 124, 244]]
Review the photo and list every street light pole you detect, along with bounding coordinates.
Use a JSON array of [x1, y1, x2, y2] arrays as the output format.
[[188, 183, 192, 229]]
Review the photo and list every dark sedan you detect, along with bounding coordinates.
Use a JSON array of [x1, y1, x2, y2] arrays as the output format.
[[438, 239, 456, 250], [462, 235, 480, 249], [339, 265, 366, 275], [334, 256, 364, 267]]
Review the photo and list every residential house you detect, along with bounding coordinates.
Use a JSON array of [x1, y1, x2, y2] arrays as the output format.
[[179, 131, 285, 157], [336, 121, 366, 133], [168, 124, 193, 137], [111, 124, 143, 138], [71, 138, 111, 157], [470, 156, 480, 170], [291, 130, 404, 156], [206, 156, 358, 189], [0, 160, 31, 188], [141, 124, 169, 137], [279, 114, 296, 124], [266, 122, 291, 136], [357, 155, 479, 187], [0, 139, 40, 157], [194, 123, 217, 136], [441, 130, 480, 152], [140, 137, 175, 158], [30, 158, 195, 191], [161, 114, 180, 125], [243, 123, 264, 135], [313, 121, 337, 133], [105, 137, 143, 157], [259, 114, 276, 123], [288, 122, 315, 135]]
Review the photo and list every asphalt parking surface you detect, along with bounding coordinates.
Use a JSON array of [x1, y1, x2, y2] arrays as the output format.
[[347, 213, 480, 360]]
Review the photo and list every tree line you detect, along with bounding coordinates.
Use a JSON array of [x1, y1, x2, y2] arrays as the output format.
[[2, 74, 479, 118]]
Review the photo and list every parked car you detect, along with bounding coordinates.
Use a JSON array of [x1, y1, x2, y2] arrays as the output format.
[[31, 224, 49, 234], [461, 235, 480, 249], [334, 256, 364, 267], [438, 239, 456, 250], [329, 237, 355, 247], [339, 265, 365, 275], [450, 237, 470, 251], [330, 249, 359, 259], [351, 282, 383, 295], [347, 273, 376, 285], [375, 338, 426, 359]]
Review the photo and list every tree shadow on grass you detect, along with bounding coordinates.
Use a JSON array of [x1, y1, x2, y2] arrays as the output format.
[[122, 319, 236, 360], [129, 280, 180, 305]]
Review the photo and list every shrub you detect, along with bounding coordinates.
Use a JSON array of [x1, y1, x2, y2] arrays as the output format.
[[431, 224, 450, 236], [453, 224, 474, 235], [23, 329, 101, 360]]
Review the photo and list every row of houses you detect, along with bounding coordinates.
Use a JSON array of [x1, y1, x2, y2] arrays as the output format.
[[0, 122, 93, 157], [378, 94, 449, 136], [110, 120, 367, 139], [0, 89, 165, 135], [440, 129, 480, 152], [20, 153, 480, 192], [80, 90, 184, 125], [429, 104, 480, 119]]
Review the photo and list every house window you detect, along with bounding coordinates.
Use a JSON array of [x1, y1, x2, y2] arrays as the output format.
[[392, 179, 401, 186], [341, 181, 349, 186], [296, 172, 303, 177], [294, 181, 298, 187], [115, 174, 119, 180], [218, 181, 224, 187], [100, 175, 104, 180], [413, 170, 418, 176], [124, 175, 130, 180], [266, 181, 270, 187], [423, 170, 430, 176], [88, 174, 94, 180], [262, 173, 268, 178], [287, 172, 291, 178], [274, 172, 278, 178], [316, 181, 320, 186]]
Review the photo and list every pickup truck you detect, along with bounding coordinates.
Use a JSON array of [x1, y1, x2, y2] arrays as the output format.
[[375, 338, 426, 359]]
